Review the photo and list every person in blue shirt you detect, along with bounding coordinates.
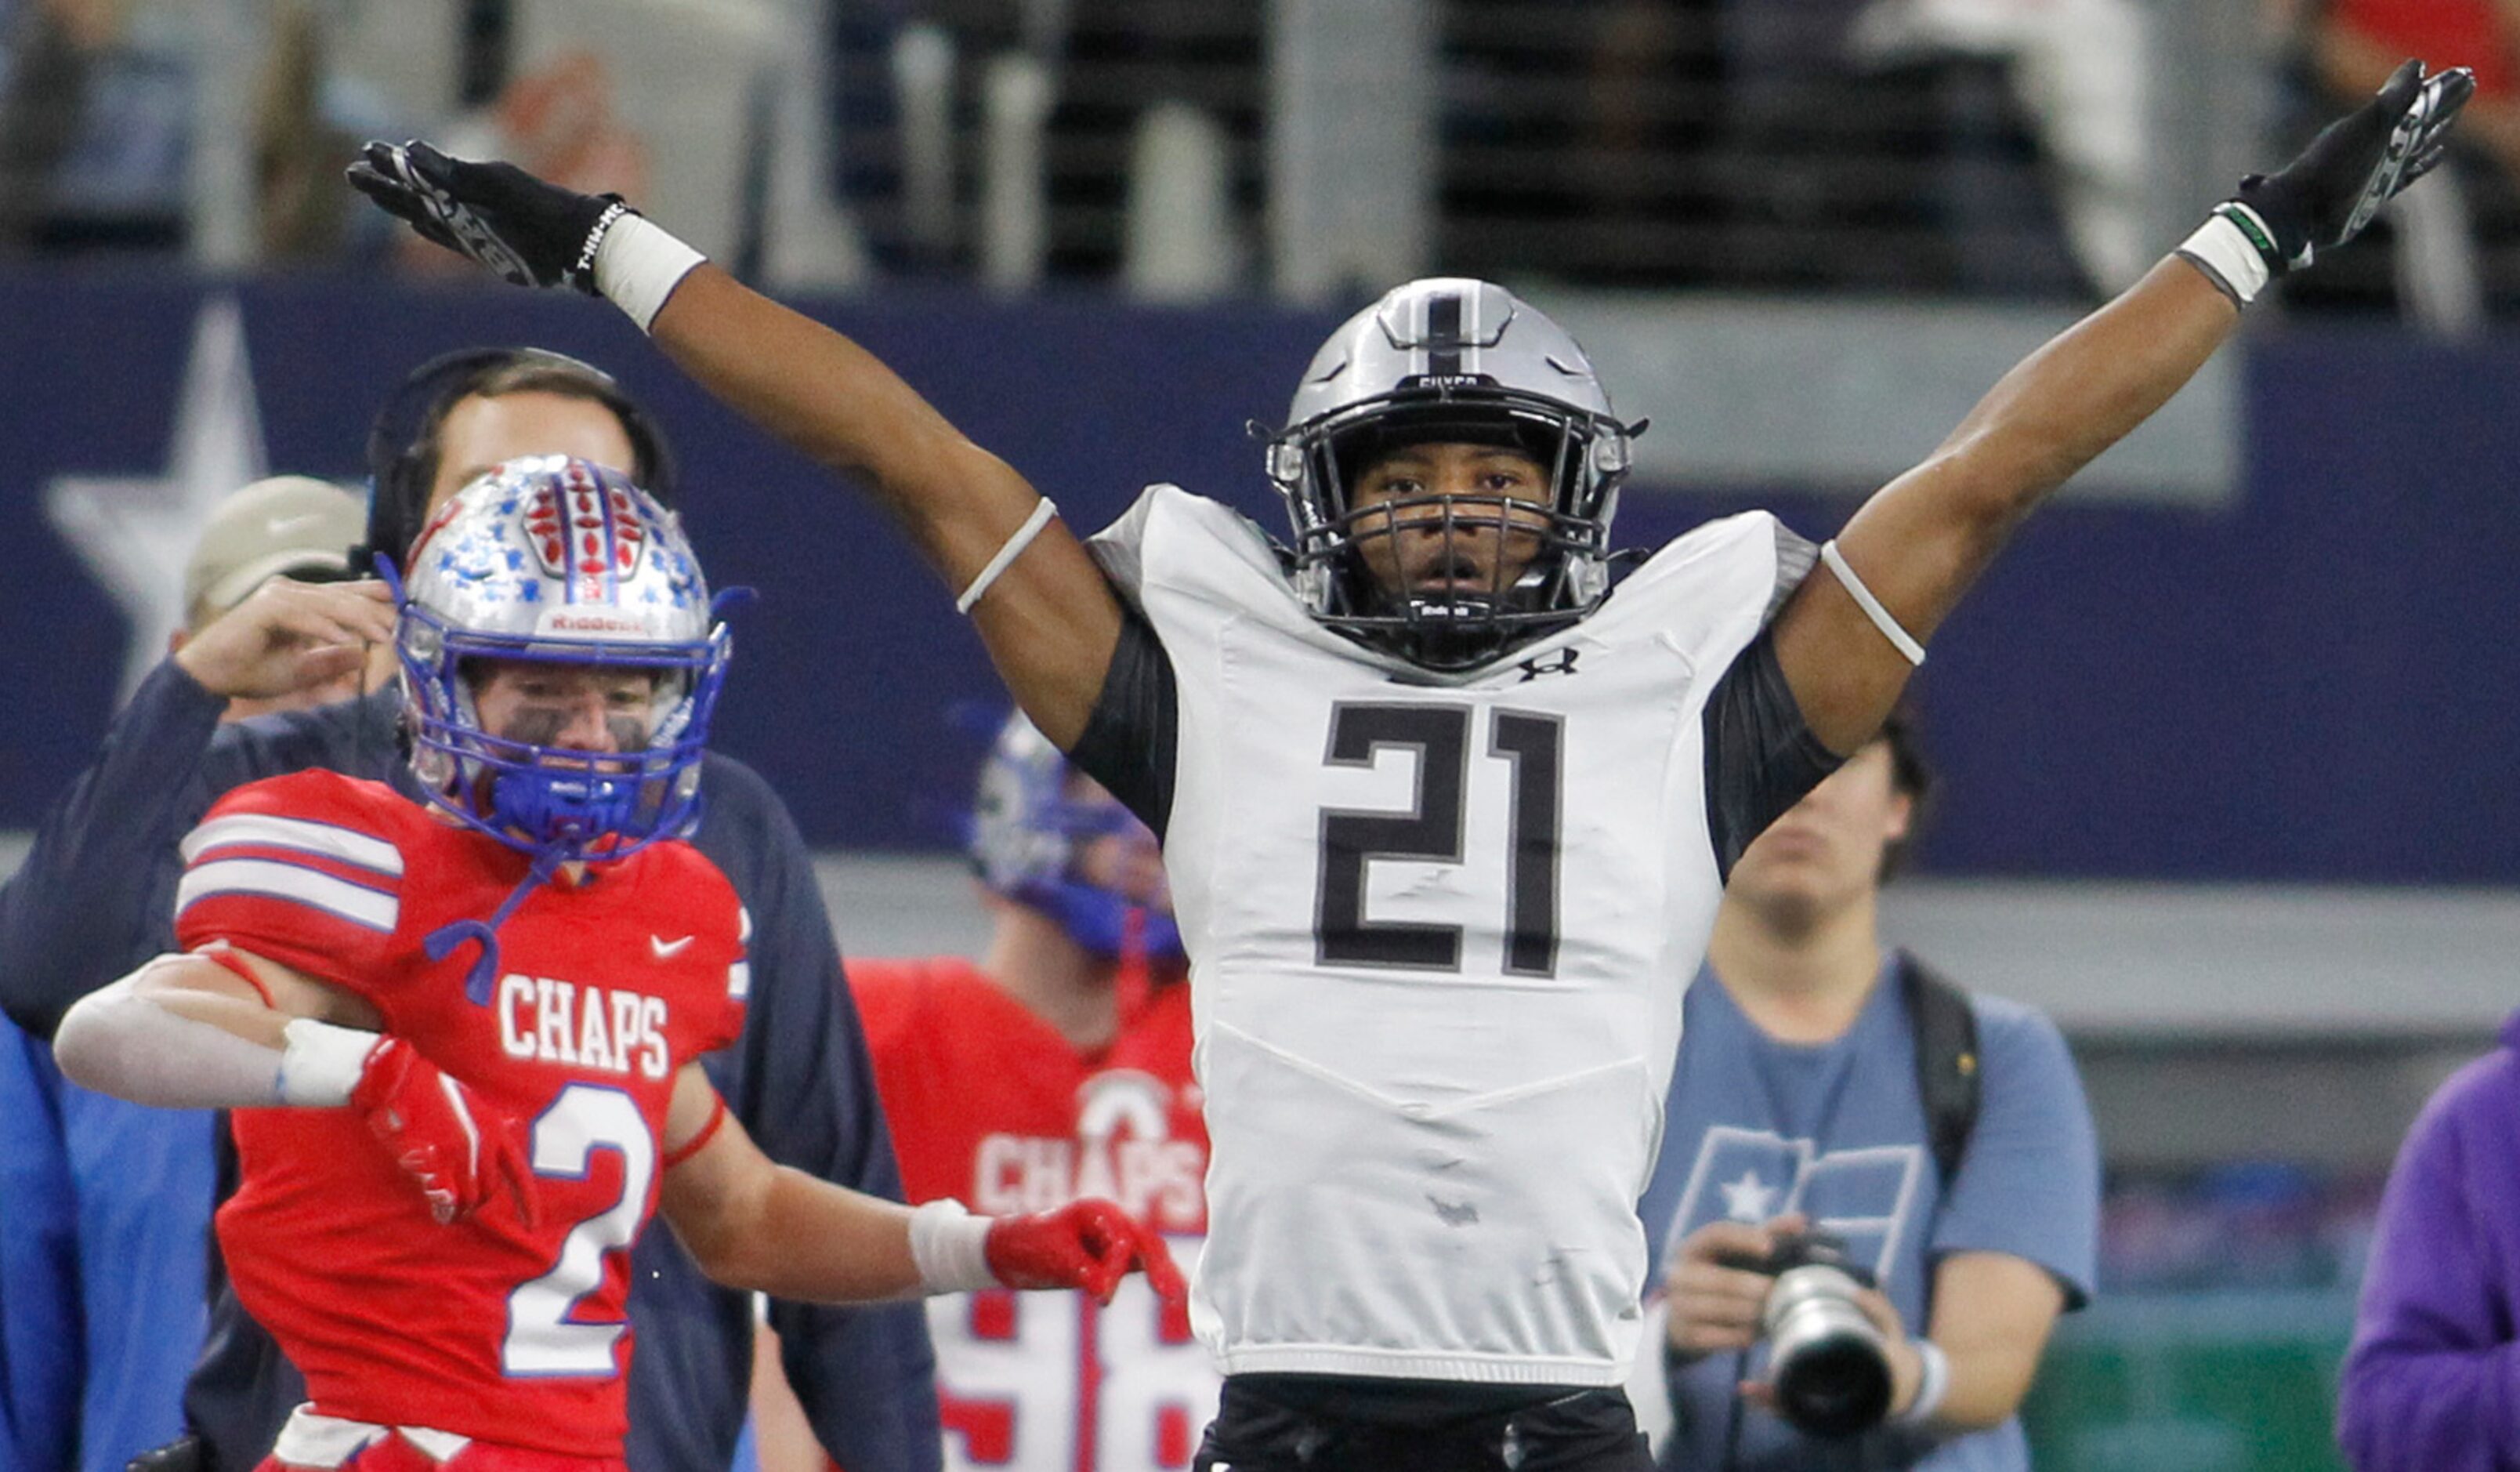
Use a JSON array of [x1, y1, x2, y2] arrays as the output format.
[[0, 348, 940, 1472], [1631, 712, 2099, 1472]]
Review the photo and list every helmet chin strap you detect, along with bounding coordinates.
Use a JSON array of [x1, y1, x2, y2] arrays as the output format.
[[428, 845, 569, 1005]]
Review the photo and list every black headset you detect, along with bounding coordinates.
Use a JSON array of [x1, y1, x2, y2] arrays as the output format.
[[353, 346, 679, 573]]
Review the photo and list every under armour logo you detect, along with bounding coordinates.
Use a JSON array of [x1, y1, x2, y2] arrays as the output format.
[[650, 934, 694, 959], [1515, 649, 1580, 681]]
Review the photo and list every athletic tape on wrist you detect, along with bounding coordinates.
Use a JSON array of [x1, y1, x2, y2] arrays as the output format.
[[277, 1018, 383, 1108], [1819, 540, 1926, 667], [1896, 1339, 1952, 1427], [909, 1198, 998, 1294], [592, 214, 708, 333], [2175, 206, 2276, 307], [955, 499, 1060, 615]]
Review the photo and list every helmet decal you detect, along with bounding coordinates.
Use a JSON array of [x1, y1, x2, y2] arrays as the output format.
[[394, 456, 728, 866]]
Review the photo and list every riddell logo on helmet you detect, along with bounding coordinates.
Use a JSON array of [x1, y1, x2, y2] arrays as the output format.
[[545, 612, 647, 634]]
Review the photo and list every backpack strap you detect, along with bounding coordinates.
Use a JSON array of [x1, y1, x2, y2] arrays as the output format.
[[1899, 950, 1982, 1191]]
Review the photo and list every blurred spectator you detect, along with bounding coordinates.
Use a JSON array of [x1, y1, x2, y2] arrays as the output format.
[[0, 472, 362, 1472], [1631, 713, 2100, 1470], [857, 0, 1257, 286], [2314, 0, 2516, 179], [252, 1, 357, 262], [0, 0, 188, 252], [2336, 1013, 2520, 1471], [1848, 0, 2152, 294], [2300, 0, 2519, 328], [391, 46, 649, 279], [1551, 0, 2105, 295]]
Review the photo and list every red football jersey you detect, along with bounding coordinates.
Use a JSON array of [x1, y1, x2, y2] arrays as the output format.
[[850, 957, 1215, 1472], [173, 770, 748, 1456]]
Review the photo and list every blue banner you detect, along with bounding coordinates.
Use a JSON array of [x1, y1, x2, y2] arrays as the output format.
[[2, 273, 2513, 883]]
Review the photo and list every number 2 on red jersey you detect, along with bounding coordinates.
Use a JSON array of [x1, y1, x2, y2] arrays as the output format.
[[505, 1084, 656, 1376]]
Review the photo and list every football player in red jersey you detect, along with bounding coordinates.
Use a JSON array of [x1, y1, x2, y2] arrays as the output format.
[[816, 712, 1213, 1472], [54, 459, 1182, 1472]]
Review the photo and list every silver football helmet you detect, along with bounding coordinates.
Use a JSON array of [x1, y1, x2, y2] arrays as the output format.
[[1267, 277, 1633, 669]]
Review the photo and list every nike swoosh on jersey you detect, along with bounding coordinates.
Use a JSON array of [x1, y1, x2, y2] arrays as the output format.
[[650, 934, 694, 959]]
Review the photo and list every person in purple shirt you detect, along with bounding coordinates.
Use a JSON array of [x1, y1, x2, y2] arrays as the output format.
[[2337, 1012, 2520, 1472]]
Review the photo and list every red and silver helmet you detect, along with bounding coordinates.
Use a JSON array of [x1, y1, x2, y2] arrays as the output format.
[[393, 455, 730, 862], [1267, 278, 1633, 670]]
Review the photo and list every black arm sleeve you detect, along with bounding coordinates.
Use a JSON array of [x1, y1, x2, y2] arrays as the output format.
[[1069, 607, 1180, 839], [1702, 626, 1843, 881]]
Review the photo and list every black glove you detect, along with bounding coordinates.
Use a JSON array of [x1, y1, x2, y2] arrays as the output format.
[[2234, 59, 2473, 273], [346, 140, 627, 293]]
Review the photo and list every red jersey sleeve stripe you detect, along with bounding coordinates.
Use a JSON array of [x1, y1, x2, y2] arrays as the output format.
[[186, 843, 399, 897], [180, 812, 404, 879], [176, 859, 400, 933]]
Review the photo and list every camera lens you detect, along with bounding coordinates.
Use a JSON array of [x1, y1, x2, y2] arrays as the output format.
[[1764, 1264, 1893, 1438]]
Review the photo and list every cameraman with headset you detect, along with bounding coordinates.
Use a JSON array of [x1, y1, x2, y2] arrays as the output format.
[[1628, 713, 2099, 1470]]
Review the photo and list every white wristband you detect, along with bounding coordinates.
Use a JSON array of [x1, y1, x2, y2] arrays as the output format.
[[592, 213, 708, 333], [908, 1199, 998, 1294], [277, 1018, 383, 1107], [2174, 206, 2276, 308], [1896, 1338, 1951, 1427], [1819, 539, 1926, 667], [954, 498, 1059, 615]]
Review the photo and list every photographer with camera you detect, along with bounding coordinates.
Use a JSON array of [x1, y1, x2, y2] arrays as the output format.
[[1629, 715, 2099, 1470]]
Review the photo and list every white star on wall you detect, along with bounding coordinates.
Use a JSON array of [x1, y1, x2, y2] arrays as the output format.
[[46, 296, 270, 702], [1720, 1169, 1780, 1224]]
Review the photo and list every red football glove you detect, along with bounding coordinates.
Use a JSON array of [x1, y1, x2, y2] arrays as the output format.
[[349, 1036, 538, 1227], [984, 1200, 1188, 1307]]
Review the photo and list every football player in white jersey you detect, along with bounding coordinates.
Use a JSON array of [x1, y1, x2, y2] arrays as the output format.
[[348, 59, 2468, 1472]]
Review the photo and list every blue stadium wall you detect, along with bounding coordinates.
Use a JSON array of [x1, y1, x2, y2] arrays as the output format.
[[2, 274, 2514, 883]]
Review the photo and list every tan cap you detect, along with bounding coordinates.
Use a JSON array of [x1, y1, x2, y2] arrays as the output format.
[[182, 476, 368, 629]]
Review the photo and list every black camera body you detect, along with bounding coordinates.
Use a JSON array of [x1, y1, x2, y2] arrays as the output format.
[[1717, 1229, 1894, 1438]]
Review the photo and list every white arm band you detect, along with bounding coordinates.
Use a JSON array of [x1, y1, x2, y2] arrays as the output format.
[[276, 1018, 384, 1107], [907, 1198, 998, 1294], [55, 970, 286, 1108], [591, 212, 708, 334], [2174, 205, 2276, 309], [1895, 1338, 1953, 1427], [52, 969, 381, 1109], [954, 499, 1060, 615], [1819, 539, 1926, 667]]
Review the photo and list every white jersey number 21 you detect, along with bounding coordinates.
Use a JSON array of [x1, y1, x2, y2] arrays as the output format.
[[1316, 702, 1564, 977]]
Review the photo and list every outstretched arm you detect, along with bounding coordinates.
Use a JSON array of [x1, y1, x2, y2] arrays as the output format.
[[53, 946, 538, 1225], [657, 1064, 1186, 1306], [1774, 60, 2471, 752], [1774, 260, 2239, 749], [644, 268, 1123, 745], [346, 147, 1121, 747]]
